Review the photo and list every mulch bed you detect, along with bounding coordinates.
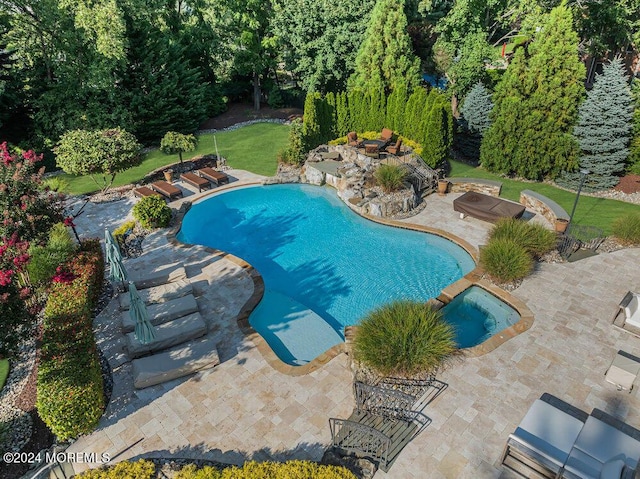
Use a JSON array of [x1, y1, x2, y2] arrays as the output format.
[[198, 102, 302, 131], [614, 174, 640, 194]]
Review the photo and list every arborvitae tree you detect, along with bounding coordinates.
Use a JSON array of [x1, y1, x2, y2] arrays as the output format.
[[480, 5, 585, 180], [422, 104, 447, 167], [629, 79, 640, 174], [336, 91, 351, 136], [347, 0, 420, 93], [559, 58, 633, 191], [348, 89, 366, 132], [386, 83, 408, 133], [366, 89, 386, 131], [302, 92, 323, 149], [404, 89, 428, 141], [323, 92, 337, 140]]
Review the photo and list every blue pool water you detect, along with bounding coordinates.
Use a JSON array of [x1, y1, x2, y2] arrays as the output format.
[[178, 184, 476, 364], [441, 286, 520, 348]]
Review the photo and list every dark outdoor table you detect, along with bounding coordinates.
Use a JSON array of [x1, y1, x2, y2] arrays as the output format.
[[361, 139, 387, 150]]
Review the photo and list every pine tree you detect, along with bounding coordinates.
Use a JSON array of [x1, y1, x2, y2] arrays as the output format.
[[347, 0, 420, 93], [559, 58, 633, 191], [458, 82, 493, 162], [461, 83, 493, 135], [480, 5, 585, 179]]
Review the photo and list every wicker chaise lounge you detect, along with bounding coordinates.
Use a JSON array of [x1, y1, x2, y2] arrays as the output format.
[[198, 167, 229, 185], [180, 172, 211, 192], [151, 180, 183, 200], [453, 191, 525, 222]]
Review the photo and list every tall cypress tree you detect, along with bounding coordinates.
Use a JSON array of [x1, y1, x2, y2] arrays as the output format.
[[336, 91, 351, 136], [628, 79, 640, 174], [386, 83, 407, 133], [348, 89, 366, 132], [302, 92, 323, 149], [559, 58, 633, 191], [347, 0, 420, 93], [324, 92, 338, 140], [480, 4, 585, 179]]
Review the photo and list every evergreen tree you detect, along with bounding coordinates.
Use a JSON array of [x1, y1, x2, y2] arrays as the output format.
[[422, 104, 447, 167], [123, 23, 208, 143], [629, 79, 640, 175], [347, 0, 421, 93], [336, 91, 351, 136], [348, 89, 366, 132], [386, 83, 408, 133], [457, 82, 493, 162], [461, 83, 493, 135], [404, 89, 428, 141], [480, 4, 585, 180], [324, 92, 337, 141], [302, 92, 323, 149], [559, 58, 633, 191]]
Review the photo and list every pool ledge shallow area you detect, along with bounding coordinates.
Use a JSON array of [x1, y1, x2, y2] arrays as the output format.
[[168, 182, 533, 373]]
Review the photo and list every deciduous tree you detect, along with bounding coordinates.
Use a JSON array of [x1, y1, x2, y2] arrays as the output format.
[[160, 132, 198, 164]]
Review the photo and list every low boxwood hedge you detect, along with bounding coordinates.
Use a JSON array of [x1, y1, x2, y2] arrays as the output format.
[[36, 239, 105, 441], [76, 460, 356, 479]]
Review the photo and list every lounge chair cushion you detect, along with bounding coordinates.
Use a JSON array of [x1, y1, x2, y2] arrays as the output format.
[[118, 279, 193, 310], [121, 294, 199, 332], [624, 294, 640, 328], [510, 399, 585, 468], [132, 336, 220, 389], [126, 312, 207, 358], [128, 265, 187, 290], [605, 352, 640, 391]]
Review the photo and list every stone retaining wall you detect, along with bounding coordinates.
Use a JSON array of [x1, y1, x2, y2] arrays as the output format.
[[449, 178, 502, 196], [519, 189, 569, 225]]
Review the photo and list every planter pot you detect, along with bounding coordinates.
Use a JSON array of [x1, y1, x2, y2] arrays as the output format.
[[437, 180, 449, 196], [555, 218, 569, 233], [163, 169, 174, 183]]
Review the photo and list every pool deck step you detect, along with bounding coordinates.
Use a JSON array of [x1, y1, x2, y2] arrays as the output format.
[[126, 312, 207, 358], [121, 294, 199, 332]]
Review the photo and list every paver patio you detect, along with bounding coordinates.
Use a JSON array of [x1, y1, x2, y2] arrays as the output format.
[[66, 175, 640, 478]]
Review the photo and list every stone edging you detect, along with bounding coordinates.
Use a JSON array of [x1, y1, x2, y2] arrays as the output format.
[[167, 182, 533, 374], [449, 177, 503, 197], [520, 189, 570, 224]]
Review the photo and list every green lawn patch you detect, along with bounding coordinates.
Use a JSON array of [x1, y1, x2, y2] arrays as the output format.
[[448, 160, 637, 235], [0, 359, 9, 392], [63, 123, 290, 195]]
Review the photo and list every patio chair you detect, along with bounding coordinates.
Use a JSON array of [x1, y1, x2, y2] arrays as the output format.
[[364, 144, 379, 158], [151, 180, 183, 200], [347, 131, 362, 147], [198, 167, 229, 186], [180, 172, 211, 192], [379, 128, 393, 144], [385, 137, 403, 155], [605, 350, 640, 393]]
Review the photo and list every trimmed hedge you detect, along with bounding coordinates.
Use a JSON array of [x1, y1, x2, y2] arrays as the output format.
[[36, 239, 105, 441], [75, 460, 356, 479]]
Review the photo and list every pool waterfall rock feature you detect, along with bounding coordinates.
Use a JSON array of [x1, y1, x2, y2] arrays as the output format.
[[297, 145, 420, 218]]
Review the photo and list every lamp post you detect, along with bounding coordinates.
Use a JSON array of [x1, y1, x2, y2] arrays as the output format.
[[568, 169, 590, 225]]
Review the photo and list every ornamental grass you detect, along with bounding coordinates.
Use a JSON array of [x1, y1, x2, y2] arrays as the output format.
[[354, 300, 459, 378]]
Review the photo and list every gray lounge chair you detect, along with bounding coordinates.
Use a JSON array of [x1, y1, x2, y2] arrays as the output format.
[[128, 265, 187, 290], [121, 294, 199, 332], [118, 279, 193, 310], [126, 312, 207, 358]]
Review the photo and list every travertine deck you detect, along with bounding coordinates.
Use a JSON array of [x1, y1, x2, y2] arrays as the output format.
[[66, 179, 640, 478]]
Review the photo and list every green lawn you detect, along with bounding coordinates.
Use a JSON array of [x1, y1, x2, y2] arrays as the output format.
[[448, 160, 637, 235], [63, 122, 290, 195], [0, 359, 8, 392]]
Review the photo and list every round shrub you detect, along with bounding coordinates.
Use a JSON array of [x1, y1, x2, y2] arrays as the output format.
[[354, 301, 458, 378], [480, 237, 534, 283], [75, 459, 156, 478], [133, 195, 172, 228], [374, 164, 408, 193], [488, 218, 556, 257], [613, 212, 640, 245]]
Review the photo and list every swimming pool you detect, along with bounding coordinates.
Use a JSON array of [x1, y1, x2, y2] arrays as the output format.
[[178, 184, 476, 365], [441, 286, 520, 348]]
